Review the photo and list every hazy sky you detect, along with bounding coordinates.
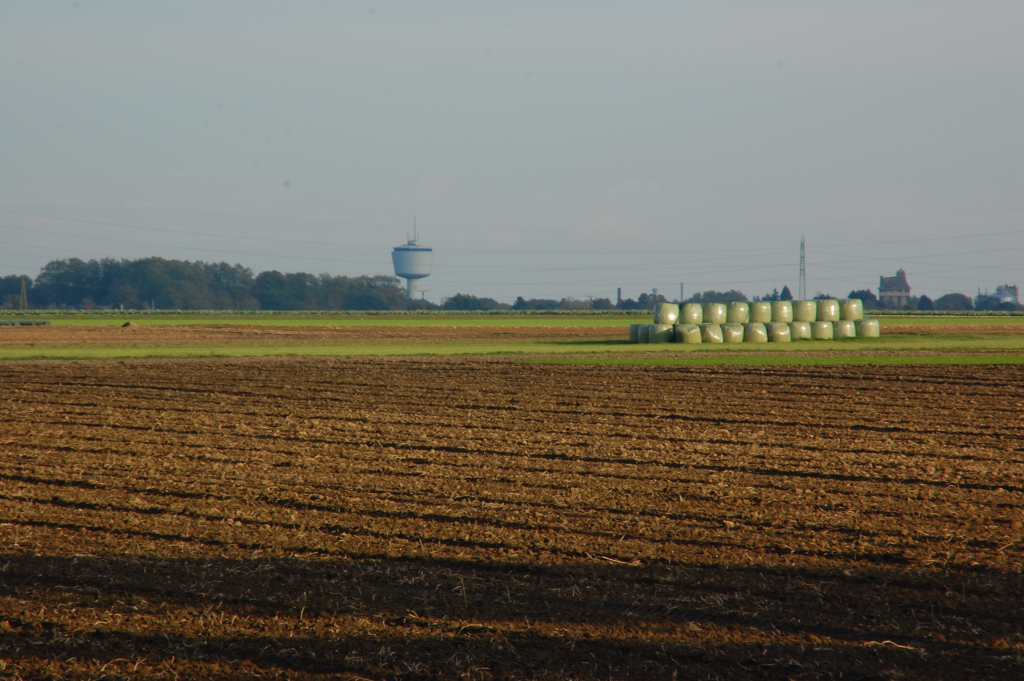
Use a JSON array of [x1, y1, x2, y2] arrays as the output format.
[[1, 1, 1021, 303]]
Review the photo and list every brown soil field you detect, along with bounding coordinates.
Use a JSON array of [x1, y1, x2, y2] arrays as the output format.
[[1, 358, 1022, 680], [0, 324, 623, 348]]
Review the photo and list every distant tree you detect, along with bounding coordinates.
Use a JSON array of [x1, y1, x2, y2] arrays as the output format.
[[338, 275, 407, 310], [556, 297, 591, 310], [779, 286, 793, 301], [27, 256, 414, 310], [404, 298, 440, 311], [33, 258, 106, 308], [616, 297, 642, 310], [848, 289, 880, 310], [976, 297, 1021, 311], [934, 293, 974, 311], [813, 292, 835, 300], [0, 274, 32, 309], [975, 293, 1023, 311], [512, 296, 559, 311], [31, 257, 259, 310], [252, 271, 317, 310], [442, 293, 505, 311], [918, 295, 934, 311], [686, 290, 748, 304], [590, 297, 615, 310], [847, 289, 877, 303], [636, 292, 668, 310]]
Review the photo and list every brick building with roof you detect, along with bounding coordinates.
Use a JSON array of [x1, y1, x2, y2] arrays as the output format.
[[879, 269, 911, 308]]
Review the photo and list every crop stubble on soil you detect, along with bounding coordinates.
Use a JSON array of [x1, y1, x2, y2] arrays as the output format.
[[0, 323, 624, 348], [1, 358, 1023, 679]]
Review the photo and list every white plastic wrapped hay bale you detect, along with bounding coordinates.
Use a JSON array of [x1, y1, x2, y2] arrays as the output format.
[[638, 324, 651, 343], [817, 299, 840, 322], [722, 323, 745, 343], [793, 300, 817, 322], [789, 321, 812, 340], [750, 301, 772, 323], [839, 298, 864, 321], [649, 324, 674, 343], [654, 303, 679, 325], [771, 301, 794, 323], [674, 323, 702, 344], [703, 303, 727, 325], [834, 319, 856, 339], [681, 303, 703, 325], [767, 322, 791, 342], [855, 318, 880, 338], [811, 321, 833, 340], [743, 323, 768, 343], [700, 323, 724, 343], [726, 302, 749, 324], [628, 324, 641, 344]]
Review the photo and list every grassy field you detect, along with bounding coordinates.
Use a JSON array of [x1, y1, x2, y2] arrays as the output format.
[[2, 309, 1023, 327], [0, 310, 649, 327], [1, 310, 1022, 363], [534, 353, 1024, 366], [876, 314, 1024, 325]]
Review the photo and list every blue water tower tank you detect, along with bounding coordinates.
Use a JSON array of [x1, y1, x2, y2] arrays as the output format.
[[392, 235, 433, 300]]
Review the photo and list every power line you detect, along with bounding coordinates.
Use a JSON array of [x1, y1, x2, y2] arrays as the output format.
[[13, 215, 1019, 278], [0, 190, 414, 230], [0, 205, 1021, 260], [0, 224, 792, 271], [0, 236, 380, 266], [2, 188, 1023, 234], [2, 188, 1021, 297], [0, 210, 803, 258]]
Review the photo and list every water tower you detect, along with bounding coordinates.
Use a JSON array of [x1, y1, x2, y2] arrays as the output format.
[[392, 221, 433, 300]]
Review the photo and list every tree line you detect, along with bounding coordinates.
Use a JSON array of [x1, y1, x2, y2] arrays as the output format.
[[1, 258, 413, 311], [1, 257, 1016, 311], [845, 289, 1019, 312], [0, 258, 628, 311]]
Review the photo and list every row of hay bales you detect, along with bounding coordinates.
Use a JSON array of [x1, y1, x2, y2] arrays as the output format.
[[629, 300, 881, 344]]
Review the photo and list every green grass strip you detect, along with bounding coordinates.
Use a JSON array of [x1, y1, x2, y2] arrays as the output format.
[[2, 315, 649, 328], [530, 354, 1024, 367]]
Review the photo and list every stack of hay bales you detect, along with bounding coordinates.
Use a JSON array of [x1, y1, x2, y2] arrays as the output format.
[[629, 299, 879, 344]]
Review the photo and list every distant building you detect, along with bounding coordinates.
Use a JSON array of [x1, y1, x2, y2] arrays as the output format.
[[978, 284, 1019, 307], [879, 269, 912, 308]]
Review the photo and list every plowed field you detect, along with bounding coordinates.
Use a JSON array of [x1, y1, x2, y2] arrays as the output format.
[[2, 358, 1023, 679], [0, 323, 624, 348]]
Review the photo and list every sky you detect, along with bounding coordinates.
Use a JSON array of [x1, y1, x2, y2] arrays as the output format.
[[1, 1, 1021, 304]]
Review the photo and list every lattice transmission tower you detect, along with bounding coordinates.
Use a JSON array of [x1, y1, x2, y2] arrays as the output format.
[[798, 235, 806, 301]]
